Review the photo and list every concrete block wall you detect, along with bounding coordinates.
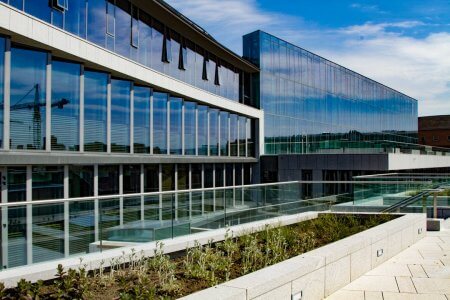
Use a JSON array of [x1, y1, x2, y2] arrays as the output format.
[[181, 213, 426, 300]]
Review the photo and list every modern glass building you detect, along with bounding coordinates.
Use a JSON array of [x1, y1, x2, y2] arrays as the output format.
[[0, 0, 261, 268], [0, 0, 449, 273], [243, 30, 418, 155]]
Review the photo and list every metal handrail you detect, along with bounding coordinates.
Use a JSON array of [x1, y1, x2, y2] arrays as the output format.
[[0, 180, 433, 208]]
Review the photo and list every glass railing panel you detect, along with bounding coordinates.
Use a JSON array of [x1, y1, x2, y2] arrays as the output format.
[[6, 205, 27, 269], [69, 200, 95, 256]]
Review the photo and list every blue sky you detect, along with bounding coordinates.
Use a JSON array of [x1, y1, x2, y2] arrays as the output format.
[[166, 0, 450, 116]]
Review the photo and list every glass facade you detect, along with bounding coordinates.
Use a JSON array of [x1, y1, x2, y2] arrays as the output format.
[[0, 0, 253, 104], [0, 39, 254, 155], [243, 31, 418, 154], [51, 60, 81, 151], [10, 47, 47, 150], [84, 71, 108, 152], [110, 79, 131, 153], [133, 86, 151, 153]]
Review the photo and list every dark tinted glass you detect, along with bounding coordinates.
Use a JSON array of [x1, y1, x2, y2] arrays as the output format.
[[144, 164, 159, 192], [98, 165, 119, 195], [169, 97, 182, 155], [123, 165, 140, 194], [32, 166, 64, 200], [69, 165, 94, 197]]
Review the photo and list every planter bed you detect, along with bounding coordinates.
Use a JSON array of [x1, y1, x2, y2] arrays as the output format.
[[0, 213, 420, 300]]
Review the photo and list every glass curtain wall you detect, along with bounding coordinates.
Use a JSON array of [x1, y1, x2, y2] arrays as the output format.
[[84, 71, 108, 152], [111, 79, 131, 153], [230, 114, 238, 156], [209, 109, 219, 156], [51, 60, 81, 151], [197, 105, 208, 155], [153, 92, 167, 154], [243, 31, 418, 154], [220, 111, 229, 156], [169, 97, 182, 155], [134, 86, 151, 153], [10, 47, 47, 150], [184, 101, 196, 155], [1, 0, 246, 103]]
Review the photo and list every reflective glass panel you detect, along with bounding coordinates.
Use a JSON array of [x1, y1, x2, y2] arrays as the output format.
[[230, 114, 238, 156], [84, 71, 107, 152], [87, 0, 106, 47], [10, 47, 47, 150], [24, 0, 51, 23], [184, 101, 196, 155], [32, 166, 64, 200], [51, 60, 80, 151], [111, 79, 131, 153], [144, 164, 159, 192], [123, 164, 140, 194], [161, 164, 174, 191], [209, 109, 219, 156], [7, 167, 26, 202], [98, 165, 119, 195], [65, 0, 87, 37], [69, 165, 94, 198], [153, 92, 167, 154], [220, 111, 229, 156], [115, 0, 131, 58], [197, 105, 208, 156], [169, 97, 182, 155], [134, 86, 151, 153]]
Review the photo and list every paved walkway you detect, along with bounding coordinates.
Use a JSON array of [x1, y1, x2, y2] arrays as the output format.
[[327, 219, 450, 300]]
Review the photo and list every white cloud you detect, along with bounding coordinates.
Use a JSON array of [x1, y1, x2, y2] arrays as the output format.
[[165, 0, 450, 116]]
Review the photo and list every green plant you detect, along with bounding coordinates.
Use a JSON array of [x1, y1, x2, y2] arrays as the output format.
[[148, 242, 179, 294]]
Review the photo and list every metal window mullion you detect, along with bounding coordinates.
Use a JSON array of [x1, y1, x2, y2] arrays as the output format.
[[150, 90, 153, 154], [63, 165, 69, 257], [195, 105, 198, 156], [181, 101, 185, 155], [212, 164, 215, 212], [119, 164, 123, 226], [130, 83, 134, 154], [158, 164, 162, 221], [46, 54, 52, 151], [1, 168, 9, 268], [228, 115, 231, 157], [218, 113, 221, 157], [201, 164, 204, 215], [107, 76, 111, 153], [188, 164, 192, 219], [174, 164, 178, 220], [26, 165, 32, 265], [3, 39, 10, 151], [79, 65, 85, 152], [140, 164, 144, 221], [166, 96, 170, 155], [94, 164, 99, 241], [207, 109, 210, 156]]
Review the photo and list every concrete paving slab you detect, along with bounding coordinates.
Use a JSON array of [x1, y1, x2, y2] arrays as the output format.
[[364, 291, 383, 300], [395, 276, 416, 293], [367, 263, 412, 277], [325, 290, 364, 300], [408, 264, 428, 278], [422, 264, 450, 278], [382, 292, 448, 300], [342, 275, 399, 292], [412, 278, 450, 294]]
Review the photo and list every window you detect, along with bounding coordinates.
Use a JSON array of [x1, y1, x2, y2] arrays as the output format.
[[110, 79, 131, 153], [161, 27, 172, 63], [214, 61, 220, 86], [51, 60, 81, 151], [53, 0, 68, 11], [134, 86, 151, 153], [10, 47, 47, 150], [169, 97, 182, 155], [161, 164, 174, 191], [184, 101, 196, 155], [144, 165, 159, 192], [153, 92, 168, 154], [220, 111, 229, 156], [64, 0, 86, 37], [179, 39, 187, 70], [25, 0, 51, 23], [115, 0, 131, 58], [197, 105, 208, 155], [447, 136, 450, 141], [209, 109, 219, 156], [433, 136, 440, 142], [202, 53, 209, 81], [32, 166, 64, 200], [84, 71, 108, 152], [131, 5, 139, 48], [230, 114, 238, 156], [69, 165, 94, 198], [7, 167, 26, 202], [98, 165, 119, 195], [123, 165, 140, 194], [87, 0, 107, 47]]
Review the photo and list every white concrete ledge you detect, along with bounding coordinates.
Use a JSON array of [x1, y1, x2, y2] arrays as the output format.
[[0, 212, 318, 288], [181, 213, 426, 300]]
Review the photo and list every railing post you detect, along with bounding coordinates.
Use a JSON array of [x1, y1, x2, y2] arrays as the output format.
[[433, 192, 438, 218]]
